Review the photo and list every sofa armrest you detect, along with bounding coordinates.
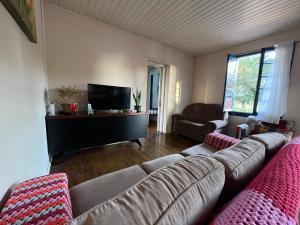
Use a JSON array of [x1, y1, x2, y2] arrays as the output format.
[[172, 114, 186, 132], [208, 119, 229, 130]]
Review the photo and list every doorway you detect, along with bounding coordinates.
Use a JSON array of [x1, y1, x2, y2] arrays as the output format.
[[147, 65, 164, 135]]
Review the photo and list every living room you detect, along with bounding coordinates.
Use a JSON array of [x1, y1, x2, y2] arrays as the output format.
[[1, 0, 300, 224]]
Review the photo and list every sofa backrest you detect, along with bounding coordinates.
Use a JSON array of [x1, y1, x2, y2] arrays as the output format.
[[212, 138, 265, 194], [70, 156, 225, 225], [183, 103, 224, 123], [210, 136, 300, 225]]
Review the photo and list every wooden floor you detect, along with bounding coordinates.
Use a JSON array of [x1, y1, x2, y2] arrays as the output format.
[[51, 127, 197, 188]]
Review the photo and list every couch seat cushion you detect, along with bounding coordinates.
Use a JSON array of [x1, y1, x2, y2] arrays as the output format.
[[181, 143, 216, 156], [69, 165, 146, 217], [177, 120, 205, 130], [142, 154, 184, 174], [250, 132, 287, 158], [212, 139, 265, 193], [70, 156, 225, 225], [0, 173, 72, 225]]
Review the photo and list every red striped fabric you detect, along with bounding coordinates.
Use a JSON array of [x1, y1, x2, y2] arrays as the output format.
[[205, 132, 240, 150], [0, 173, 72, 225]]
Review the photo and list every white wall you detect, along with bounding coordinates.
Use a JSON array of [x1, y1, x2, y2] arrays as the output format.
[[44, 5, 194, 133], [192, 28, 300, 136], [0, 1, 49, 199]]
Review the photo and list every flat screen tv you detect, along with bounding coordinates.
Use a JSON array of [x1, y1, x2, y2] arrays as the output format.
[[88, 84, 131, 110]]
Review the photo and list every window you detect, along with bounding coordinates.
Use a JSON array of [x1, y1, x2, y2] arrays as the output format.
[[223, 48, 275, 116]]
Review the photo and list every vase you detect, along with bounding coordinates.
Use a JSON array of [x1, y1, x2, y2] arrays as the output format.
[[134, 105, 141, 113]]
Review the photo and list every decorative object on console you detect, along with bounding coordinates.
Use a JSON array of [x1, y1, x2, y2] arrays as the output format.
[[86, 103, 94, 115], [46, 101, 56, 116], [246, 115, 258, 132], [56, 85, 79, 114], [235, 124, 250, 139], [1, 0, 37, 43], [133, 88, 142, 113]]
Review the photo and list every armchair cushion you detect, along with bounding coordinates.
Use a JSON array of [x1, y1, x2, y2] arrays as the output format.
[[175, 120, 214, 142], [177, 120, 205, 129], [183, 103, 224, 123]]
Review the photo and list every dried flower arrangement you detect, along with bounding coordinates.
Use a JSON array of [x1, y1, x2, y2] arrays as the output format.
[[55, 85, 79, 113], [56, 85, 79, 103]]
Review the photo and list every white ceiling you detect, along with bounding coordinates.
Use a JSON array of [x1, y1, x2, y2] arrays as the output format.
[[46, 0, 300, 56]]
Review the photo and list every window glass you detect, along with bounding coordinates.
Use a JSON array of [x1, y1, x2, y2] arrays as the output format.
[[257, 50, 276, 112], [223, 48, 274, 116], [223, 56, 238, 112], [232, 53, 261, 113]]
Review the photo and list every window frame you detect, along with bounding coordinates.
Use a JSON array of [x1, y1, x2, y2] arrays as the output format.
[[222, 47, 275, 117]]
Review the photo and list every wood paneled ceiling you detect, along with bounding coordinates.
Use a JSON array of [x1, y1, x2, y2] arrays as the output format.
[[47, 0, 300, 55]]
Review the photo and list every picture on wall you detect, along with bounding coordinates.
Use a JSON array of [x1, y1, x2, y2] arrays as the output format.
[[1, 0, 37, 43]]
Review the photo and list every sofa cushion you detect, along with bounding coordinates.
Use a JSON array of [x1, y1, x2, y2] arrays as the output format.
[[0, 173, 72, 225], [175, 119, 213, 142], [204, 132, 240, 150], [183, 103, 224, 123], [181, 143, 216, 156], [142, 154, 184, 174], [212, 139, 265, 193], [249, 132, 287, 158], [176, 119, 205, 129], [70, 156, 225, 225], [70, 165, 146, 217], [210, 136, 300, 225]]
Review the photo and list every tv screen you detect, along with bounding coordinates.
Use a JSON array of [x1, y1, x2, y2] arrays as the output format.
[[88, 84, 131, 110]]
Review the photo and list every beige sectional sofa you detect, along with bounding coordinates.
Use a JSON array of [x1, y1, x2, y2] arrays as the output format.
[[69, 132, 287, 225]]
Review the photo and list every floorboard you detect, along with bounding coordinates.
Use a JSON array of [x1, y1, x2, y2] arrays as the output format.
[[50, 129, 197, 188]]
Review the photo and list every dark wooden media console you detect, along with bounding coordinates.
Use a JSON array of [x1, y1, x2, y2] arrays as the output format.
[[46, 112, 149, 161]]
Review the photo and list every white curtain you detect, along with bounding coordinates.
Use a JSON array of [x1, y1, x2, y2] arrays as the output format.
[[257, 41, 294, 124]]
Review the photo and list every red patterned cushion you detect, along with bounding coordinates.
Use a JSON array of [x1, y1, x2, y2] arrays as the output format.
[[205, 132, 240, 150], [0, 173, 72, 225]]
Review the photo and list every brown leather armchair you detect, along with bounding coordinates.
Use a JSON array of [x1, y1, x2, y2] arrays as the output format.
[[172, 103, 228, 142]]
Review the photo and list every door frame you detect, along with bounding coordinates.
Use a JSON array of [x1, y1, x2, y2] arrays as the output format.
[[147, 62, 166, 133]]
